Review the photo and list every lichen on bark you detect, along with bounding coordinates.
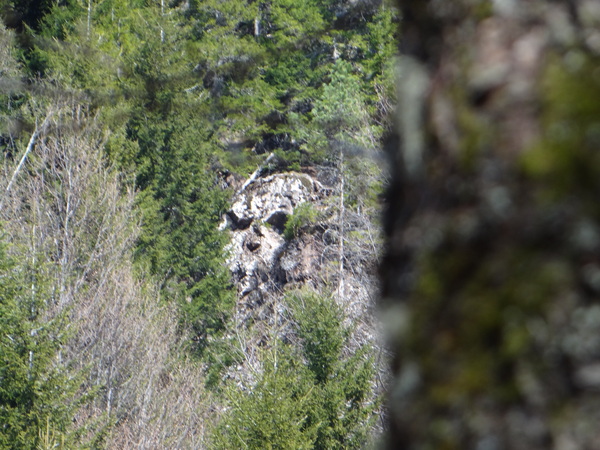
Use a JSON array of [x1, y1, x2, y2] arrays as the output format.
[[383, 1, 600, 448]]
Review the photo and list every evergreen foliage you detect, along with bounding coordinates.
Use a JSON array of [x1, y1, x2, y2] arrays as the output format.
[[0, 0, 55, 31], [214, 292, 378, 449], [214, 345, 318, 449], [288, 292, 378, 449], [0, 0, 393, 444], [283, 202, 319, 240], [0, 0, 394, 352], [0, 238, 90, 449]]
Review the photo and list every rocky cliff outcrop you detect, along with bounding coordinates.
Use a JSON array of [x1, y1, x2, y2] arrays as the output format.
[[221, 172, 324, 319], [220, 170, 379, 341]]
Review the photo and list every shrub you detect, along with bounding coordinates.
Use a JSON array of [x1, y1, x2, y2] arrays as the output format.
[[284, 202, 319, 240]]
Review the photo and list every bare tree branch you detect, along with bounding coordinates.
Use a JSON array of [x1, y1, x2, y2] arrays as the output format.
[[0, 113, 51, 210]]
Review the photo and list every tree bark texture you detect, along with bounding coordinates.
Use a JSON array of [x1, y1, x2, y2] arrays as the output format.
[[382, 1, 600, 448]]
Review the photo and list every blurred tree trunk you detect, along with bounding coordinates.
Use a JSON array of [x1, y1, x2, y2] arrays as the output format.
[[383, 1, 600, 448]]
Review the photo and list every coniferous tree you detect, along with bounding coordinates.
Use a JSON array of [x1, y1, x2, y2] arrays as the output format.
[[0, 0, 394, 446], [214, 291, 378, 449], [0, 237, 91, 449]]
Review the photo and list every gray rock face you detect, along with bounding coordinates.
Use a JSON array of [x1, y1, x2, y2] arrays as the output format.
[[220, 170, 379, 341], [221, 172, 325, 320], [221, 172, 319, 231], [220, 168, 383, 396]]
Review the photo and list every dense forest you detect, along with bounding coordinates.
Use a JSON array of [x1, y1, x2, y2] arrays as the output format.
[[6, 0, 600, 449], [0, 0, 396, 448]]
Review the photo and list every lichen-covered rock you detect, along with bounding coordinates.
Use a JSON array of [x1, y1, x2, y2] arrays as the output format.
[[222, 173, 324, 320], [221, 172, 319, 232], [222, 170, 378, 344]]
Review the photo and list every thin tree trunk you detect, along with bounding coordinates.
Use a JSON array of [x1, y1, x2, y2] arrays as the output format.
[[254, 16, 260, 37], [87, 0, 92, 38], [0, 115, 50, 210], [160, 0, 165, 43], [337, 148, 345, 301]]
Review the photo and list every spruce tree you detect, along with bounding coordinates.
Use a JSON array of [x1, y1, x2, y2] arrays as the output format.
[[214, 291, 378, 449], [0, 238, 89, 449]]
